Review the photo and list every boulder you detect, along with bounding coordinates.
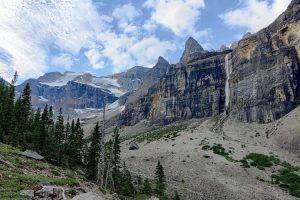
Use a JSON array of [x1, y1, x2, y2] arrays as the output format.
[[72, 192, 105, 200], [19, 190, 34, 198], [129, 143, 139, 150], [33, 185, 66, 200], [22, 150, 44, 160]]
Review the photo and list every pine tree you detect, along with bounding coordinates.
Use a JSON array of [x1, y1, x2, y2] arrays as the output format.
[[39, 105, 49, 153], [75, 118, 84, 164], [121, 162, 135, 196], [142, 178, 152, 195], [20, 83, 32, 148], [32, 108, 41, 150], [87, 122, 101, 179], [12, 98, 22, 147], [54, 108, 64, 164], [173, 191, 180, 200], [112, 127, 121, 170], [155, 161, 166, 195]]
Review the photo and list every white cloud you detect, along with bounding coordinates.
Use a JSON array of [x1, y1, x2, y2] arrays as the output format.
[[0, 0, 108, 80], [85, 49, 105, 70], [221, 0, 291, 32], [112, 3, 141, 22], [97, 32, 175, 72], [144, 0, 205, 36], [51, 54, 73, 70], [0, 0, 178, 80], [112, 3, 142, 35], [0, 63, 13, 82], [130, 37, 175, 68]]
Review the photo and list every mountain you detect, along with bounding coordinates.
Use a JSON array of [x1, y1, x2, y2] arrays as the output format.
[[16, 67, 149, 114], [117, 0, 300, 126], [126, 56, 172, 105]]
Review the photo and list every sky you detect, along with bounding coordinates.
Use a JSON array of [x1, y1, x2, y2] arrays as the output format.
[[0, 0, 292, 82]]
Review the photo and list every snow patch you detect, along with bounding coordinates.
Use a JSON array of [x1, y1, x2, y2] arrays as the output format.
[[38, 96, 49, 102], [107, 100, 119, 110]]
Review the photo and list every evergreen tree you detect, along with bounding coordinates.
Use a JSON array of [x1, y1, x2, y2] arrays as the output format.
[[20, 83, 32, 148], [32, 108, 41, 150], [120, 162, 135, 196], [155, 161, 166, 195], [74, 118, 84, 163], [54, 108, 64, 164], [87, 122, 101, 179], [111, 127, 122, 192], [112, 127, 121, 170], [173, 191, 180, 200], [12, 98, 22, 147], [142, 178, 152, 195], [3, 82, 15, 143], [39, 105, 49, 153]]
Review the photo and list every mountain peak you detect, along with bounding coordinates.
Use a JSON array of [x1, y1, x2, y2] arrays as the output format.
[[180, 37, 204, 64], [185, 37, 204, 52], [156, 56, 169, 65]]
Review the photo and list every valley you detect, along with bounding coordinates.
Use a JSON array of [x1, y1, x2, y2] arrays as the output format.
[[1, 0, 300, 199]]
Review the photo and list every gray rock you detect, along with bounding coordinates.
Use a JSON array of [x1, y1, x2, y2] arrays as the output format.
[[129, 143, 139, 150], [180, 37, 205, 64], [22, 150, 44, 160], [34, 185, 66, 200], [72, 192, 105, 200], [118, 0, 300, 125], [19, 190, 34, 197]]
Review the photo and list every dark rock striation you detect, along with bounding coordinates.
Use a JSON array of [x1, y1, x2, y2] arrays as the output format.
[[118, 0, 300, 125], [227, 0, 300, 122]]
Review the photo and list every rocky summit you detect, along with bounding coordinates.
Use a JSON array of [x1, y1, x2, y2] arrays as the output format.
[[16, 67, 149, 115]]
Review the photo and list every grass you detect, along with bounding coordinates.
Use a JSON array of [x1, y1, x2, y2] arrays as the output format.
[[201, 143, 234, 161], [240, 153, 300, 197], [0, 143, 88, 199], [125, 123, 188, 144]]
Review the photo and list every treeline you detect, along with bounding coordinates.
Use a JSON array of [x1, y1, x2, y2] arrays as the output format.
[[0, 77, 180, 199], [0, 78, 84, 166]]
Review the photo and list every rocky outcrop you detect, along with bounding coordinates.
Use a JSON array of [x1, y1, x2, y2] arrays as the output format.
[[117, 66, 149, 91], [22, 150, 44, 160], [118, 0, 300, 125], [17, 80, 118, 114], [16, 67, 149, 115], [119, 38, 231, 125], [126, 56, 172, 105], [180, 37, 206, 65], [227, 0, 300, 123]]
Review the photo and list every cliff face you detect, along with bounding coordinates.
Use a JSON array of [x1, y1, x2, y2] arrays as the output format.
[[119, 0, 300, 125], [16, 67, 149, 115], [227, 0, 300, 123], [119, 41, 231, 125], [16, 79, 118, 113]]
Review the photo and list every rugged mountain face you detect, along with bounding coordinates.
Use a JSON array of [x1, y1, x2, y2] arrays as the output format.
[[117, 66, 149, 91], [180, 37, 206, 65], [227, 0, 300, 123], [118, 39, 231, 125], [16, 67, 148, 114], [118, 0, 300, 125], [126, 56, 172, 105]]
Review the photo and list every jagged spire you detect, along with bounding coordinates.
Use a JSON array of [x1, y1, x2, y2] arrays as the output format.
[[156, 56, 169, 65], [185, 37, 204, 53], [180, 37, 204, 64]]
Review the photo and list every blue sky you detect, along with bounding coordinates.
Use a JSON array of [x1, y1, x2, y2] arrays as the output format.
[[0, 0, 292, 82]]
